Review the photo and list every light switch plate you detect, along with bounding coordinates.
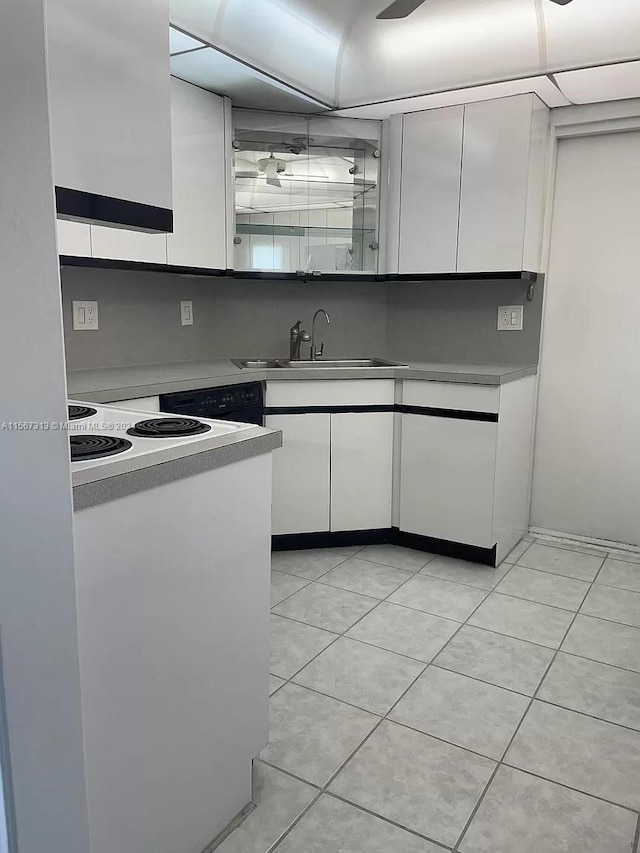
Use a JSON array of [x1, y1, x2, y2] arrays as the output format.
[[72, 300, 99, 330], [180, 300, 193, 326], [497, 305, 523, 331]]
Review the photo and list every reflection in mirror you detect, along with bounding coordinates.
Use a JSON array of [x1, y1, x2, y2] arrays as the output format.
[[233, 110, 381, 274]]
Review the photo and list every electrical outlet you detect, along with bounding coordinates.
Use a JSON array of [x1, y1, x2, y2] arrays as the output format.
[[180, 300, 193, 326], [497, 305, 523, 331], [72, 300, 99, 330]]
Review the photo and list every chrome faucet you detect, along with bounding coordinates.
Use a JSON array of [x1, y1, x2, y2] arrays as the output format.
[[310, 309, 330, 361], [289, 319, 311, 360]]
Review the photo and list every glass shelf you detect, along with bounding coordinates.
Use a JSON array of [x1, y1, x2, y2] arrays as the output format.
[[232, 108, 381, 274], [236, 223, 376, 238]]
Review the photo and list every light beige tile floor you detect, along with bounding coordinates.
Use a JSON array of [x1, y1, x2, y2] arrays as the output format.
[[217, 538, 640, 852]]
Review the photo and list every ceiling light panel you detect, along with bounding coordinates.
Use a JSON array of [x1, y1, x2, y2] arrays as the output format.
[[169, 26, 205, 54], [170, 47, 326, 112], [171, 0, 345, 104], [554, 61, 640, 104]]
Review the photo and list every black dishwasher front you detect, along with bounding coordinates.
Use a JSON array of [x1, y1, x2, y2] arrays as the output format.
[[159, 382, 264, 426]]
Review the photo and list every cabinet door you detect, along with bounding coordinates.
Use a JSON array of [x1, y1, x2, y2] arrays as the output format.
[[399, 414, 496, 548], [47, 0, 172, 216], [90, 225, 167, 264], [330, 412, 394, 532], [457, 95, 533, 272], [57, 220, 91, 257], [265, 414, 330, 535], [167, 80, 229, 270], [398, 106, 463, 275]]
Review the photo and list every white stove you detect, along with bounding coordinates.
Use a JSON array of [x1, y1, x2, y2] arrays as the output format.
[[68, 400, 258, 485]]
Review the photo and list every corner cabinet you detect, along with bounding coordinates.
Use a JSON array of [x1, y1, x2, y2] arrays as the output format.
[[265, 381, 395, 537], [398, 377, 537, 564], [57, 79, 231, 270], [387, 93, 549, 276]]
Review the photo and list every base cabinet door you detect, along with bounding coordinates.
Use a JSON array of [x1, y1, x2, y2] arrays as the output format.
[[265, 414, 330, 536], [399, 413, 497, 548], [330, 412, 393, 531]]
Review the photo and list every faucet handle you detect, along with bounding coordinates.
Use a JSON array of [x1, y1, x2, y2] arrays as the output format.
[[316, 341, 324, 358], [290, 319, 302, 335]]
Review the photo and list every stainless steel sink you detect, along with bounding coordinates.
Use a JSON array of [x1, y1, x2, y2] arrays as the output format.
[[233, 357, 406, 370], [232, 359, 283, 369], [279, 358, 405, 368]]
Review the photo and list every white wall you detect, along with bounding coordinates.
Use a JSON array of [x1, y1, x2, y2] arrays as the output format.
[[0, 1, 90, 850], [531, 131, 640, 546]]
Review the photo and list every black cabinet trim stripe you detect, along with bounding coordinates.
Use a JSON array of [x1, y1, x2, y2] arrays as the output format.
[[265, 405, 395, 415], [272, 528, 498, 567], [59, 256, 227, 277], [397, 405, 498, 422], [56, 187, 173, 234], [265, 404, 498, 421], [59, 253, 541, 283]]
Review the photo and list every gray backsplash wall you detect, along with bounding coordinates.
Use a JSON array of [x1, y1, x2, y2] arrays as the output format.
[[386, 279, 544, 364], [61, 268, 543, 370], [61, 267, 389, 370]]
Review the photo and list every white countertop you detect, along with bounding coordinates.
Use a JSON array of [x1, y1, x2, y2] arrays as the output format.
[[67, 359, 537, 403]]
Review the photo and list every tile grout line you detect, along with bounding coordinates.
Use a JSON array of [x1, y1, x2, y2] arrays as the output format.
[[633, 811, 640, 853], [269, 548, 439, 699], [526, 536, 615, 559], [451, 551, 602, 851], [267, 541, 639, 851], [497, 762, 640, 817], [272, 556, 518, 700], [265, 546, 453, 853], [264, 790, 323, 853], [324, 790, 453, 851], [273, 561, 640, 711]]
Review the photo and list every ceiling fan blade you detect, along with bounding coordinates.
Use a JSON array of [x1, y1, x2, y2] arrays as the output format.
[[266, 176, 282, 188], [548, 0, 574, 4], [376, 0, 428, 20]]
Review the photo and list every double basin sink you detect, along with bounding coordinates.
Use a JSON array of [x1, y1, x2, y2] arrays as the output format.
[[233, 358, 405, 370]]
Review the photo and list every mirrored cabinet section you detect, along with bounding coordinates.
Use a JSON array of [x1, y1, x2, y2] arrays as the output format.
[[387, 93, 550, 277], [233, 111, 381, 275]]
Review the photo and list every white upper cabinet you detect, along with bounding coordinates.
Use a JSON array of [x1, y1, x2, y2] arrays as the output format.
[[90, 226, 168, 264], [167, 79, 231, 270], [457, 94, 549, 273], [57, 79, 231, 268], [46, 0, 172, 226], [398, 107, 464, 275], [389, 93, 549, 275], [56, 221, 91, 258]]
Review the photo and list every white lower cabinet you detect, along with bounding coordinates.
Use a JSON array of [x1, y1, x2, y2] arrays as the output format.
[[399, 414, 497, 549], [331, 412, 394, 531], [265, 413, 331, 536], [265, 376, 535, 561], [266, 409, 394, 536]]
